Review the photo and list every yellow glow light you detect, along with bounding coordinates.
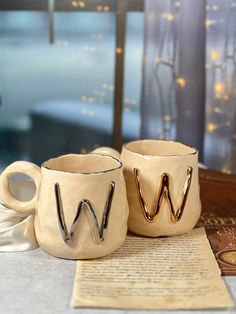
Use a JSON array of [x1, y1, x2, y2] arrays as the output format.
[[212, 5, 219, 11], [214, 82, 225, 97], [155, 57, 161, 64], [72, 1, 78, 7], [205, 19, 215, 28], [213, 107, 223, 113], [164, 115, 172, 122], [210, 49, 220, 62], [78, 1, 85, 8], [167, 14, 174, 21], [104, 6, 110, 12], [176, 77, 186, 88], [116, 47, 123, 54], [207, 122, 219, 133], [162, 13, 174, 21], [96, 5, 102, 11]]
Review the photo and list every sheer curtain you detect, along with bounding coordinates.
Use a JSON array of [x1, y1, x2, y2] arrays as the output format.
[[141, 0, 236, 173]]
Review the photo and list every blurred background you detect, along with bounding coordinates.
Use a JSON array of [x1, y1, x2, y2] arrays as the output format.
[[0, 0, 236, 173]]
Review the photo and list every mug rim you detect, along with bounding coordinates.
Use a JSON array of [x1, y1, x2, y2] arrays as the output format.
[[41, 153, 122, 175], [123, 139, 198, 157]]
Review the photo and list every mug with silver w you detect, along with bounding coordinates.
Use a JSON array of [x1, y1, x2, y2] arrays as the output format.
[[0, 154, 129, 259]]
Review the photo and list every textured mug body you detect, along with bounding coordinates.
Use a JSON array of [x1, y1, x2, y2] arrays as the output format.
[[0, 154, 129, 259], [121, 140, 201, 237]]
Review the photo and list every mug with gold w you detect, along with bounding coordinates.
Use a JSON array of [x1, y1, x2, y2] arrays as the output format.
[[94, 140, 201, 237]]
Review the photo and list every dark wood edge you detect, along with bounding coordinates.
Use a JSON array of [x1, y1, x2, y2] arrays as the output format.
[[199, 168, 236, 185]]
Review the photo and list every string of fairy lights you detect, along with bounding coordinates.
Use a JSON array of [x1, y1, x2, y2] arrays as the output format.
[[153, 0, 179, 139], [206, 0, 236, 172], [56, 0, 138, 112], [56, 0, 236, 171], [153, 0, 236, 172]]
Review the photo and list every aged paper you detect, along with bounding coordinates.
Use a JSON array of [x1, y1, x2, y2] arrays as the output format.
[[71, 228, 234, 310]]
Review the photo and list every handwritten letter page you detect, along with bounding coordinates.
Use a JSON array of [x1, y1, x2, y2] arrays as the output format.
[[71, 228, 234, 310]]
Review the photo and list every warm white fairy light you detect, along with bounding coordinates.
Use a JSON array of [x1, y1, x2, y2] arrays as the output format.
[[210, 49, 220, 62], [212, 5, 219, 11], [71, 1, 78, 8], [155, 57, 161, 64], [214, 82, 226, 98], [207, 122, 219, 133], [78, 1, 85, 8], [104, 6, 110, 12], [205, 19, 216, 28], [164, 115, 173, 122], [153, 1, 181, 139], [176, 77, 186, 88], [116, 47, 123, 54], [162, 13, 175, 22], [213, 107, 223, 113]]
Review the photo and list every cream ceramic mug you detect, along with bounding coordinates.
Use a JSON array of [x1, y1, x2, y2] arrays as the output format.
[[0, 154, 129, 259], [94, 140, 201, 237]]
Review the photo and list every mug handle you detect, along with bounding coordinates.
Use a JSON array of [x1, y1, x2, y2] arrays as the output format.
[[92, 147, 121, 160], [0, 161, 41, 214]]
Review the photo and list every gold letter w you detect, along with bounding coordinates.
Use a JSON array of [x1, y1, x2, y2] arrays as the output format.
[[134, 167, 193, 223]]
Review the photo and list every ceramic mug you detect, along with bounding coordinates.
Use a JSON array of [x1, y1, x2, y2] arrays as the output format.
[[0, 154, 129, 259], [94, 140, 201, 237]]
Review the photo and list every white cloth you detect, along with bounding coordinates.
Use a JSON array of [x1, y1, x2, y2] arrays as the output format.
[[0, 203, 38, 251]]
